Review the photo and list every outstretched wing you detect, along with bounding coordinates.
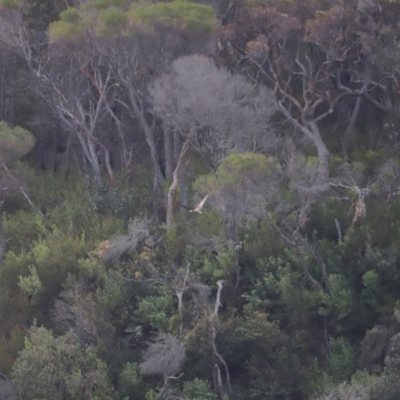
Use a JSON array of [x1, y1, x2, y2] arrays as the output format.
[[179, 203, 193, 211], [192, 194, 209, 213]]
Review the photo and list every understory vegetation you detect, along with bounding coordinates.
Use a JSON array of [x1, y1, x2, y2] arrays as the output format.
[[1, 0, 400, 399]]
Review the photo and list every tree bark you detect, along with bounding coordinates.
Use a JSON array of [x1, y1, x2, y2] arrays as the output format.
[[309, 121, 330, 181], [174, 131, 189, 208], [166, 140, 189, 226], [341, 95, 363, 157], [209, 280, 232, 394], [1, 162, 43, 216], [124, 85, 164, 198], [164, 122, 174, 180]]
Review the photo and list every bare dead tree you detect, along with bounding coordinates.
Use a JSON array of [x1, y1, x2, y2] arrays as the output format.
[[149, 55, 276, 170], [140, 333, 186, 377], [52, 283, 102, 345], [329, 162, 376, 226], [174, 262, 191, 337], [0, 8, 120, 184], [140, 333, 186, 400], [42, 54, 117, 184], [100, 217, 157, 262]]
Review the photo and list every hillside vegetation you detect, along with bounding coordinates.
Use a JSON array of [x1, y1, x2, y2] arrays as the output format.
[[1, 0, 400, 399]]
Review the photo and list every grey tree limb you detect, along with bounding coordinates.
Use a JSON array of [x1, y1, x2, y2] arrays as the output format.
[[167, 140, 189, 226], [209, 280, 232, 394]]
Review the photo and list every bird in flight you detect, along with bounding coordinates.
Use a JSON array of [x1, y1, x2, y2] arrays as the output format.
[[181, 194, 209, 214]]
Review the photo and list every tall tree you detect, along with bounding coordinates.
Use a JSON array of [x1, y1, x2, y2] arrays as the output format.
[[11, 326, 115, 400], [49, 0, 217, 191], [219, 0, 400, 177], [150, 55, 276, 171], [0, 121, 35, 287], [150, 54, 275, 220]]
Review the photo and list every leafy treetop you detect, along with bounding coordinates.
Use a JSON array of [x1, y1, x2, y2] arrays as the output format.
[[0, 121, 35, 166], [49, 0, 216, 41]]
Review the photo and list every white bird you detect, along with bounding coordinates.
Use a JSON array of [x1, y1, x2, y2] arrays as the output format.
[[181, 194, 209, 214]]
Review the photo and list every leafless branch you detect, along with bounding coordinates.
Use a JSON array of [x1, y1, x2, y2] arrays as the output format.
[[140, 333, 186, 377]]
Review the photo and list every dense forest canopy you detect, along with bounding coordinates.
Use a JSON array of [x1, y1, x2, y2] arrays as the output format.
[[2, 0, 400, 399]]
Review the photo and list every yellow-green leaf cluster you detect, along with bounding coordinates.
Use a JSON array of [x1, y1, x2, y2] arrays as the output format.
[[96, 8, 128, 35], [50, 0, 215, 41], [127, 1, 215, 32], [81, 0, 130, 11], [0, 0, 23, 10], [49, 6, 91, 42], [0, 121, 35, 165]]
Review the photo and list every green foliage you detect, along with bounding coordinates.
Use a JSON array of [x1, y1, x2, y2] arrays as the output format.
[[195, 152, 280, 190], [195, 252, 235, 284], [137, 290, 174, 331], [194, 152, 281, 229], [326, 337, 357, 383], [89, 182, 136, 220], [81, 0, 130, 11], [0, 0, 23, 9], [11, 326, 115, 400], [96, 8, 128, 35], [145, 389, 157, 400], [5, 2, 400, 399], [370, 357, 400, 400], [0, 171, 126, 337], [18, 265, 43, 301], [0, 329, 25, 374], [162, 222, 190, 261], [50, 0, 215, 40], [59, 6, 80, 24], [322, 274, 353, 322], [193, 208, 224, 238], [118, 362, 146, 399], [96, 269, 126, 310], [30, 227, 85, 286], [313, 369, 377, 400], [127, 1, 216, 32], [183, 378, 217, 400], [48, 20, 85, 42], [0, 121, 35, 165]]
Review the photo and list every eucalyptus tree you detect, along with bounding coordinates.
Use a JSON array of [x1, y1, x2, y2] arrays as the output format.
[[150, 54, 276, 223], [0, 2, 117, 183], [219, 0, 400, 178], [193, 152, 354, 351], [93, 0, 217, 194], [0, 0, 217, 188], [150, 55, 276, 172], [11, 326, 115, 400], [0, 121, 35, 287]]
